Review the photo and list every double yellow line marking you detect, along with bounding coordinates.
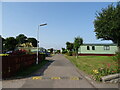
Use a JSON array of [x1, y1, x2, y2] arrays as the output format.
[[32, 76, 80, 80]]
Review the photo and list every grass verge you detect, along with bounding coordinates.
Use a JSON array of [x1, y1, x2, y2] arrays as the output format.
[[14, 60, 49, 78], [65, 55, 117, 75]]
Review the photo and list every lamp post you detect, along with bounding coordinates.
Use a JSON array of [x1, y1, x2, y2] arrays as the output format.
[[36, 23, 47, 64]]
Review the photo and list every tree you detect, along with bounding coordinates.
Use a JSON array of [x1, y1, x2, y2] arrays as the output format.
[[16, 34, 27, 45], [61, 48, 67, 54], [94, 2, 120, 52], [66, 42, 73, 52], [73, 36, 83, 57], [50, 48, 53, 54], [56, 50, 60, 53], [4, 37, 18, 51], [62, 48, 65, 51], [1, 36, 5, 53], [0, 35, 2, 53], [27, 38, 37, 47]]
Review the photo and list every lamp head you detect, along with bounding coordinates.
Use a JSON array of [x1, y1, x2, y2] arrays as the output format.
[[40, 23, 47, 26]]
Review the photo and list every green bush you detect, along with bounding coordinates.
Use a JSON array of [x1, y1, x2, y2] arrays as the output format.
[[92, 52, 120, 81], [72, 51, 76, 56], [66, 51, 73, 56], [92, 61, 120, 81], [62, 50, 67, 54], [113, 52, 120, 62]]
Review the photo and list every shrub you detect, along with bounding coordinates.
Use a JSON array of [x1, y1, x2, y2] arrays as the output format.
[[72, 51, 76, 56], [112, 52, 120, 72], [92, 53, 120, 81], [92, 62, 120, 81], [113, 52, 120, 64], [62, 50, 67, 54], [66, 51, 73, 56]]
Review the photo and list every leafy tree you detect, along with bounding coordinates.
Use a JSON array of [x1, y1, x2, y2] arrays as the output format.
[[61, 48, 67, 54], [27, 38, 37, 47], [2, 37, 5, 53], [94, 2, 120, 52], [0, 35, 5, 42], [0, 36, 7, 53], [56, 50, 61, 53], [16, 34, 27, 45], [66, 42, 73, 52], [0, 35, 2, 53], [73, 36, 83, 57], [4, 37, 18, 51], [50, 48, 53, 54], [62, 48, 65, 51]]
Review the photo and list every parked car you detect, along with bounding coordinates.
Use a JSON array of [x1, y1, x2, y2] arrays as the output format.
[[5, 51, 13, 54], [45, 52, 50, 57], [39, 51, 50, 57]]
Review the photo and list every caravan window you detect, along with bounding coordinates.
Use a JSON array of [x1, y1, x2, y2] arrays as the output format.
[[87, 46, 90, 50], [104, 45, 110, 50], [92, 46, 95, 50]]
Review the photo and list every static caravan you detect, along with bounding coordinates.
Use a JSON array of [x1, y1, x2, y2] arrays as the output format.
[[78, 44, 118, 56]]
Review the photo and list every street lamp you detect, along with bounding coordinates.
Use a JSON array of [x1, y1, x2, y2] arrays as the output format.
[[36, 23, 47, 64]]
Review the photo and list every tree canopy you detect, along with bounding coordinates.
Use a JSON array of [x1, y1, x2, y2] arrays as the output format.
[[16, 34, 38, 47], [4, 37, 18, 51], [66, 42, 73, 51], [74, 36, 83, 52], [27, 38, 37, 47], [48, 48, 53, 54], [94, 2, 120, 48], [74, 37, 83, 50], [1, 34, 38, 52], [73, 36, 83, 57], [16, 34, 27, 44]]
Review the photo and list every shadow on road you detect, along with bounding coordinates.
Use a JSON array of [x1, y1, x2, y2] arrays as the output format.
[[30, 60, 55, 76]]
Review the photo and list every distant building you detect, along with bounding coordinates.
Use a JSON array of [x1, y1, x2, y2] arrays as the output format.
[[78, 44, 118, 56]]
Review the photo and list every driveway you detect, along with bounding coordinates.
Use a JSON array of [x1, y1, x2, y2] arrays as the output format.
[[2, 54, 119, 89]]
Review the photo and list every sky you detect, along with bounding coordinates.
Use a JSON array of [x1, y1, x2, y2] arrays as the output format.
[[2, 2, 116, 49]]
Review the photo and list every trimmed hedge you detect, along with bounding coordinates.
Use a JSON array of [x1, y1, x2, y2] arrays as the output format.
[[2, 54, 45, 78]]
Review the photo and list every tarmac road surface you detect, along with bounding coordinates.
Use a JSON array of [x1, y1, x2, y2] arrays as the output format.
[[21, 54, 94, 88]]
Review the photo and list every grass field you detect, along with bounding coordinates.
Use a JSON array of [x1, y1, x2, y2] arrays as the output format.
[[65, 55, 117, 75]]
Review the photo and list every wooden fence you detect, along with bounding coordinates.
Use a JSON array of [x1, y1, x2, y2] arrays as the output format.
[[2, 54, 45, 78]]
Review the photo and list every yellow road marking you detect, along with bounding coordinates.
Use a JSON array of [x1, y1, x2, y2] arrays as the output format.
[[51, 77, 61, 80], [70, 77, 79, 80], [32, 76, 80, 80], [32, 76, 42, 80]]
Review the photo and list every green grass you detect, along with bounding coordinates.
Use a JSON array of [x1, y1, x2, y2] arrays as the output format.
[[14, 60, 49, 77], [65, 55, 116, 75]]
